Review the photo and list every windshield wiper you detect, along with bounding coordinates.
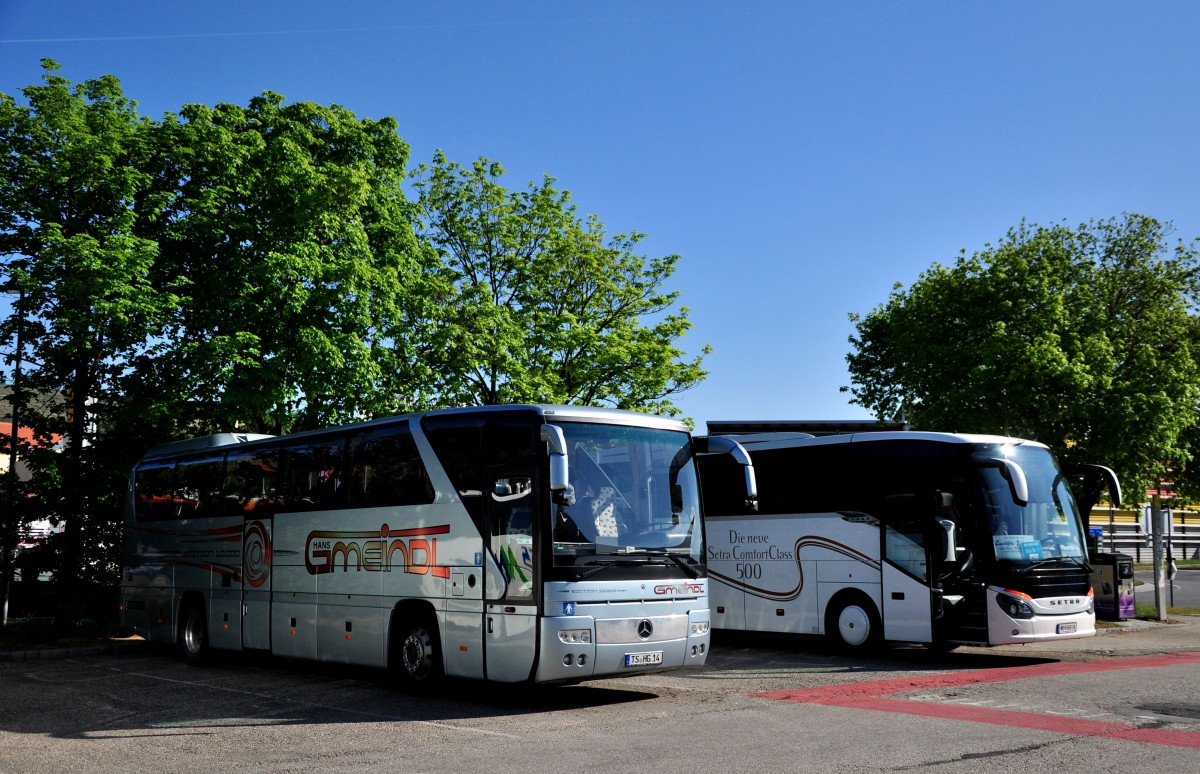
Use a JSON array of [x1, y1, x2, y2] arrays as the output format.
[[572, 558, 648, 580], [571, 550, 700, 580], [619, 548, 701, 578], [1061, 555, 1092, 571], [1013, 556, 1090, 575]]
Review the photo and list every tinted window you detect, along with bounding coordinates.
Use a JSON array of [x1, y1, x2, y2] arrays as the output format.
[[173, 454, 228, 517], [750, 444, 861, 514], [348, 424, 433, 508], [225, 447, 281, 517], [423, 418, 485, 525], [697, 453, 753, 517], [280, 438, 346, 512], [134, 460, 176, 522]]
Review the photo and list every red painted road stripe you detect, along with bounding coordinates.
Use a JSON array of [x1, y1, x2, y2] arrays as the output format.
[[756, 651, 1200, 750]]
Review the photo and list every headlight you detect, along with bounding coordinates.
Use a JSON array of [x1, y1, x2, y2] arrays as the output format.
[[690, 621, 710, 636], [995, 590, 1035, 620], [558, 629, 592, 644]]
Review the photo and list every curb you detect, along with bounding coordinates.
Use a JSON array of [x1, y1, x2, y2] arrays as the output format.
[[1096, 613, 1198, 634]]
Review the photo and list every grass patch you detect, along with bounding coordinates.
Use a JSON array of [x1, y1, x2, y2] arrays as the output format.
[[1134, 602, 1200, 620]]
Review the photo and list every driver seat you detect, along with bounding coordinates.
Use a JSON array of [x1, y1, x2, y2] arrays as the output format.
[[591, 486, 619, 538]]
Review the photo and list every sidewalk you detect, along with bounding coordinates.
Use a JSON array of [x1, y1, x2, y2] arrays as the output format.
[[1000, 613, 1200, 657]]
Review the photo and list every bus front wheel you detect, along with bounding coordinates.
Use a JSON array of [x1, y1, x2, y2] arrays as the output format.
[[825, 593, 881, 651], [178, 603, 209, 665], [391, 613, 444, 692]]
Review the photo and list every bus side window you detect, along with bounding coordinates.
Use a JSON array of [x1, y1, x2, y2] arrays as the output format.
[[423, 420, 486, 529], [697, 453, 753, 516], [281, 438, 347, 512], [173, 454, 227, 518], [135, 460, 176, 521], [348, 425, 434, 509], [225, 448, 281, 517]]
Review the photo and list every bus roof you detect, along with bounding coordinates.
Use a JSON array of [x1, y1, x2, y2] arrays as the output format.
[[141, 405, 690, 460], [142, 432, 276, 459], [707, 419, 908, 436], [705, 422, 1047, 452]]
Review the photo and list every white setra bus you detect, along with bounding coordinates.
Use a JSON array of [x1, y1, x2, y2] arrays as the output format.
[[120, 405, 755, 687], [696, 421, 1120, 650]]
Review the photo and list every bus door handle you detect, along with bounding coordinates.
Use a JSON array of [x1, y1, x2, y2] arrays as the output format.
[[487, 617, 494, 634]]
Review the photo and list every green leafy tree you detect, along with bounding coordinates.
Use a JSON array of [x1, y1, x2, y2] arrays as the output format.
[[135, 93, 434, 434], [411, 152, 707, 416], [0, 60, 167, 622], [844, 214, 1200, 513]]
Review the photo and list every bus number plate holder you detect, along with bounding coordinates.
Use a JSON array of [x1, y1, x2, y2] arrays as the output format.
[[625, 651, 663, 667], [1056, 622, 1077, 634]]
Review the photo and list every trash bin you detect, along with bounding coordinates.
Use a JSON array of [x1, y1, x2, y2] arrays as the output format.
[[1089, 551, 1135, 621]]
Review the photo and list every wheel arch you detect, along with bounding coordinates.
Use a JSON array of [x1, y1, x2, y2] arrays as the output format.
[[823, 586, 883, 650], [176, 590, 207, 641]]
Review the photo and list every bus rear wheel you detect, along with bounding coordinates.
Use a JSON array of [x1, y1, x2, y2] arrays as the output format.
[[178, 603, 209, 665], [391, 614, 443, 692], [826, 592, 881, 651]]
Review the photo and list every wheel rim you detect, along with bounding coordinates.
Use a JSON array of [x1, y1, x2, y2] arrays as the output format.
[[183, 612, 203, 657], [401, 627, 433, 681], [837, 604, 872, 647]]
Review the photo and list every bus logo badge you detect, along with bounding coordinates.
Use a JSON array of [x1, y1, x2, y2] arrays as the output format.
[[637, 620, 654, 639], [563, 602, 576, 616]]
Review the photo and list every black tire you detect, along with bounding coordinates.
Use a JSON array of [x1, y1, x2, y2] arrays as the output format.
[[178, 603, 210, 665], [825, 592, 882, 651], [391, 613, 444, 692]]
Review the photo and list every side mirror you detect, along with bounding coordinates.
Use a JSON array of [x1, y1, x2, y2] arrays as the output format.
[[696, 435, 758, 511], [1065, 463, 1122, 507], [542, 424, 568, 489], [975, 456, 1029, 506]]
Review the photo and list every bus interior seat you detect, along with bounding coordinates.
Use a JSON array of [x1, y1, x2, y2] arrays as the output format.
[[591, 487, 619, 538]]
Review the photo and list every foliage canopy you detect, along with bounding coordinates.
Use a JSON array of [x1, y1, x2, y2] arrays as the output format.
[[845, 214, 1200, 509], [0, 62, 706, 616]]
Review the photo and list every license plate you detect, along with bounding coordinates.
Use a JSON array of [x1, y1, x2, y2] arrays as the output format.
[[624, 651, 663, 667], [1056, 622, 1077, 634]]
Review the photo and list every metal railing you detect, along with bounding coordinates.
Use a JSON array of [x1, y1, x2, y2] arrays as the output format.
[[1087, 507, 1200, 562]]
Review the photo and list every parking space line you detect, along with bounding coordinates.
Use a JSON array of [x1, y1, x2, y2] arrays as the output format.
[[754, 652, 1200, 750]]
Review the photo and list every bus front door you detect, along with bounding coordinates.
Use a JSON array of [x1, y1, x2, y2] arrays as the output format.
[[242, 518, 273, 650], [484, 467, 538, 682], [881, 520, 934, 642]]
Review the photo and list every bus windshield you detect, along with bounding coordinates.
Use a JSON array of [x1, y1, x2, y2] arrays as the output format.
[[979, 443, 1088, 565], [551, 422, 702, 565]]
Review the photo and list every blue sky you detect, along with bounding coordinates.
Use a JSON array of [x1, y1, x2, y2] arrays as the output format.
[[3, 2, 1199, 432]]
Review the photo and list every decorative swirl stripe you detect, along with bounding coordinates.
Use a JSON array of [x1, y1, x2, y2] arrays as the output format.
[[243, 520, 272, 588], [710, 535, 882, 602]]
